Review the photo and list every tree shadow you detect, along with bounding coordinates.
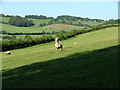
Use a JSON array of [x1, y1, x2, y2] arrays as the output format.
[[2, 45, 119, 88]]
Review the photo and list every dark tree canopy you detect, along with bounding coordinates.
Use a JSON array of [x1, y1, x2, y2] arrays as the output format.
[[105, 19, 120, 24], [25, 15, 53, 19], [57, 15, 105, 22], [8, 16, 35, 27]]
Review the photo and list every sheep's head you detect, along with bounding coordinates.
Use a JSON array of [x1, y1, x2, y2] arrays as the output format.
[[55, 37, 60, 42]]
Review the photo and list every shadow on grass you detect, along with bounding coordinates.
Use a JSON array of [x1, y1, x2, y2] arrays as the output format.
[[2, 45, 119, 88]]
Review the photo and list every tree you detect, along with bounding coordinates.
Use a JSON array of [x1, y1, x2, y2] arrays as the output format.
[[8, 16, 34, 27], [39, 23, 46, 27]]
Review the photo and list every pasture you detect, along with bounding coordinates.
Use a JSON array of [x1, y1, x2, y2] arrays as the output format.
[[2, 27, 118, 88], [1, 17, 103, 34], [43, 24, 84, 31]]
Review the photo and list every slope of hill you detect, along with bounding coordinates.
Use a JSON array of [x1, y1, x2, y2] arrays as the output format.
[[2, 27, 118, 88], [1, 17, 103, 33], [43, 24, 85, 31], [2, 23, 49, 33]]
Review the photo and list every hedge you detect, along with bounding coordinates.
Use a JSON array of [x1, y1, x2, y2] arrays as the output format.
[[2, 24, 119, 51]]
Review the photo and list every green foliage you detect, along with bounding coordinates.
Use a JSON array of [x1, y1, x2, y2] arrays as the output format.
[[105, 19, 120, 24], [2, 35, 17, 40], [24, 35, 32, 40], [57, 15, 105, 22], [11, 35, 17, 39], [25, 15, 52, 19], [8, 16, 35, 27], [39, 23, 46, 27]]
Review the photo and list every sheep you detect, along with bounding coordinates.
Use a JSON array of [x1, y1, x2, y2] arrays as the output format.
[[55, 37, 63, 51], [6, 51, 11, 55], [75, 42, 77, 45]]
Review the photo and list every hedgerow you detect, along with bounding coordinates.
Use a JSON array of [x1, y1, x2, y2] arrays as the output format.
[[2, 24, 119, 51]]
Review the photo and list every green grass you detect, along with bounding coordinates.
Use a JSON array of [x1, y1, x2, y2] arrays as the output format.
[[81, 21, 102, 26], [1, 17, 51, 33], [2, 27, 118, 88], [1, 17, 102, 33], [28, 18, 50, 26], [43, 24, 84, 31], [0, 17, 10, 23], [2, 23, 52, 33]]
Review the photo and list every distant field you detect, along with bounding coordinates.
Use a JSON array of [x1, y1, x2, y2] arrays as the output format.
[[2, 23, 51, 33], [0, 17, 10, 23], [28, 18, 50, 26], [81, 21, 102, 26], [43, 24, 85, 31], [1, 17, 103, 33], [0, 17, 50, 26]]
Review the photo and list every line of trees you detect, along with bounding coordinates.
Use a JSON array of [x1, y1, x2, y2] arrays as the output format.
[[56, 15, 105, 22], [2, 24, 119, 51], [104, 19, 120, 24], [39, 19, 92, 28], [1, 30, 62, 35], [8, 16, 35, 27], [25, 15, 54, 19]]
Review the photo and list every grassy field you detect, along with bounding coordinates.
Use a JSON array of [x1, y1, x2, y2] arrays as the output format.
[[2, 27, 118, 88], [1, 17, 103, 33], [2, 23, 85, 33], [1, 23, 51, 33], [43, 24, 84, 31], [0, 17, 50, 26], [28, 18, 50, 26], [0, 17, 10, 23]]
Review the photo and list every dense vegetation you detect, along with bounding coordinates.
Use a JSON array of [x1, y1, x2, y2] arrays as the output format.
[[25, 15, 53, 19], [40, 19, 92, 28], [56, 15, 105, 22], [104, 19, 120, 24], [8, 16, 34, 27]]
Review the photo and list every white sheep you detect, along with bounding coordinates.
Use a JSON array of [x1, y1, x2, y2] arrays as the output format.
[[6, 51, 11, 55], [75, 42, 77, 45], [55, 37, 63, 51]]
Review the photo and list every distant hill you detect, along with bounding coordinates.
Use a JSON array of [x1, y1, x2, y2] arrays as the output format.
[[43, 24, 85, 31], [1, 15, 114, 34]]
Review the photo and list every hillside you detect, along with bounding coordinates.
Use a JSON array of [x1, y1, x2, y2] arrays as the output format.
[[43, 24, 84, 31], [1, 17, 103, 33], [2, 27, 118, 88]]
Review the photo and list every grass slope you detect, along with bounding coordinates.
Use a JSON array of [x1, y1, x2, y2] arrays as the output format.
[[1, 17, 102, 33], [2, 27, 118, 88], [43, 24, 84, 31]]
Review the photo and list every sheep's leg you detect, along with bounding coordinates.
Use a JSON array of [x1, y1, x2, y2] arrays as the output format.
[[56, 47, 58, 51], [61, 46, 63, 51]]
